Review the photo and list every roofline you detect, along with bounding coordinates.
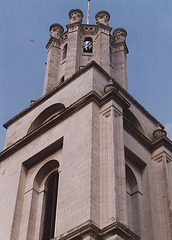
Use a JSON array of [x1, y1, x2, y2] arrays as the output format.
[[3, 60, 164, 129]]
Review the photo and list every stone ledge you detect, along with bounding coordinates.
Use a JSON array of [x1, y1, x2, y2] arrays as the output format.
[[0, 89, 129, 161], [53, 220, 140, 240]]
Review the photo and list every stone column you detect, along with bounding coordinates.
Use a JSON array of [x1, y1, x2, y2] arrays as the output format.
[[112, 28, 128, 90], [65, 9, 83, 79], [95, 11, 112, 75], [43, 23, 64, 95]]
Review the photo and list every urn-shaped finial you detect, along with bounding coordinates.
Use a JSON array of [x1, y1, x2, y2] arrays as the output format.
[[69, 9, 83, 24], [113, 28, 127, 43], [104, 79, 118, 93], [49, 23, 64, 38], [95, 10, 110, 26], [153, 124, 167, 140]]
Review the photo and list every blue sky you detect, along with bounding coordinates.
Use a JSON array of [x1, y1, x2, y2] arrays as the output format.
[[0, 0, 172, 151]]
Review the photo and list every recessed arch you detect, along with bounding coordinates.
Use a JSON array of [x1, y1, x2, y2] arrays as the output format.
[[124, 108, 144, 134], [27, 103, 65, 134], [126, 164, 141, 236], [126, 164, 138, 194], [34, 160, 59, 192], [32, 160, 60, 240], [42, 171, 59, 240]]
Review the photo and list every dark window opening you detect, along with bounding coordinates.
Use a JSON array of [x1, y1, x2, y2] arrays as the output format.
[[63, 44, 67, 60], [60, 75, 65, 84], [83, 38, 93, 53], [42, 172, 59, 240]]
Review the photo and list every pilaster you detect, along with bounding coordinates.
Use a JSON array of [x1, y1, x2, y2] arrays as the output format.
[[65, 9, 83, 79], [95, 11, 112, 75], [43, 24, 64, 95], [100, 100, 127, 228], [111, 28, 128, 90], [65, 23, 82, 78], [151, 151, 172, 240]]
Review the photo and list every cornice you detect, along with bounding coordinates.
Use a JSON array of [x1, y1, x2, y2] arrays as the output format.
[[124, 117, 152, 150], [124, 117, 172, 153], [151, 136, 172, 152], [113, 42, 129, 54], [1, 89, 129, 161], [2, 89, 171, 162], [46, 37, 60, 49], [3, 60, 164, 130], [97, 23, 113, 33], [125, 146, 147, 169], [53, 220, 140, 240], [3, 61, 100, 129]]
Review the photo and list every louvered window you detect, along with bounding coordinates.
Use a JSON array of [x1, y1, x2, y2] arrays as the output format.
[[42, 172, 59, 240], [83, 37, 93, 53]]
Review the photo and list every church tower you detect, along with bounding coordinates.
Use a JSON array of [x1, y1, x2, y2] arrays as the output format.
[[0, 7, 172, 240]]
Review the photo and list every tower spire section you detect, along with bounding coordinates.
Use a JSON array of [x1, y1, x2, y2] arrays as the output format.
[[87, 0, 90, 24]]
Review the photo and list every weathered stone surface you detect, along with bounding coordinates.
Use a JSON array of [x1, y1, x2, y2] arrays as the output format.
[[1, 8, 172, 240]]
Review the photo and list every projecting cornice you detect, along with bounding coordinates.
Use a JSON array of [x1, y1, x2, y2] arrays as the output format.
[[0, 89, 129, 161], [151, 136, 172, 152], [53, 220, 140, 240], [3, 61, 163, 130]]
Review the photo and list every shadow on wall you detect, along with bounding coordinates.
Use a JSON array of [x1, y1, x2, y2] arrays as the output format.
[[27, 103, 65, 134]]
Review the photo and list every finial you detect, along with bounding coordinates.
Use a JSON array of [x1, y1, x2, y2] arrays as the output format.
[[104, 79, 118, 93], [87, 0, 90, 24], [95, 10, 110, 26], [153, 124, 167, 140], [113, 28, 127, 43], [49, 24, 64, 38], [69, 9, 83, 24]]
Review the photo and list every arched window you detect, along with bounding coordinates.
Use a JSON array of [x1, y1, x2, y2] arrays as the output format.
[[126, 164, 141, 236], [18, 160, 60, 240], [62, 44, 67, 60], [42, 171, 59, 240], [83, 37, 93, 53]]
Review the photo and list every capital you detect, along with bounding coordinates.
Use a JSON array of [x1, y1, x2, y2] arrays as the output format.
[[69, 9, 83, 24], [95, 10, 110, 26]]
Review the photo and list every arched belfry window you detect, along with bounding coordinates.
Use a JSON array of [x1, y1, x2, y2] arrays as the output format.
[[83, 37, 93, 53], [62, 43, 67, 60], [42, 171, 59, 240]]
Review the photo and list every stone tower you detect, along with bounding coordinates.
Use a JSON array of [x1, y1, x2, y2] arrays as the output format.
[[0, 9, 172, 240]]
